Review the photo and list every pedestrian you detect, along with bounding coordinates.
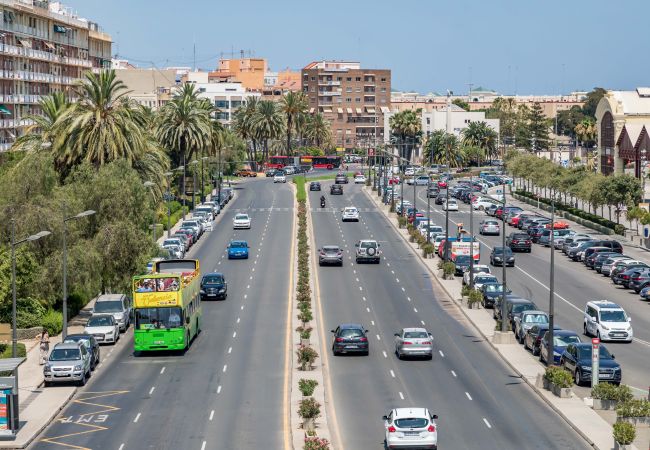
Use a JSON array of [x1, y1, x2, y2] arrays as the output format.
[[38, 330, 50, 365]]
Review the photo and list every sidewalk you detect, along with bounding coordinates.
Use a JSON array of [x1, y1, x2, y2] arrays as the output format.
[[363, 186, 641, 450]]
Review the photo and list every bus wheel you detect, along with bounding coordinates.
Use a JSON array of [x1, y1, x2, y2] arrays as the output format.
[[197, 319, 201, 334]]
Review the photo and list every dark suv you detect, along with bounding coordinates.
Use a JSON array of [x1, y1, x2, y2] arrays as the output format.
[[568, 240, 623, 261], [506, 232, 532, 252], [334, 173, 349, 184], [331, 324, 369, 355], [560, 342, 621, 386], [330, 184, 343, 195], [200, 272, 227, 300]]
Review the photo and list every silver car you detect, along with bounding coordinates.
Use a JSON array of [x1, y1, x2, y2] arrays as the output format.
[[601, 255, 632, 276], [318, 245, 343, 266], [43, 342, 92, 387], [479, 219, 500, 236], [93, 294, 131, 332], [394, 327, 433, 359], [513, 310, 549, 343]]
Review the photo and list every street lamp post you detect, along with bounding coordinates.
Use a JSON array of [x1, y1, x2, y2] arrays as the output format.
[[191, 160, 199, 210], [469, 170, 475, 291], [62, 204, 96, 340], [501, 177, 508, 332], [426, 179, 431, 243], [547, 193, 556, 366], [181, 153, 187, 220], [201, 156, 209, 204], [143, 181, 157, 244], [164, 172, 173, 237]]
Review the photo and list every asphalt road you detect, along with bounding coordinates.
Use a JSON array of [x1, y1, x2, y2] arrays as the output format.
[[310, 180, 590, 450], [407, 182, 650, 396], [31, 178, 294, 450]]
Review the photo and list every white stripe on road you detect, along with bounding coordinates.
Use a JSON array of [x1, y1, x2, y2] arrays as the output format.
[[148, 387, 155, 395], [413, 307, 418, 313], [222, 365, 227, 373], [399, 391, 404, 400], [390, 370, 396, 378], [209, 410, 214, 421], [465, 392, 473, 401], [201, 441, 207, 450], [119, 444, 125, 450], [376, 334, 381, 341], [451, 370, 457, 378], [421, 320, 426, 325], [160, 367, 165, 374], [232, 331, 237, 338], [383, 351, 388, 358], [439, 350, 445, 357], [366, 307, 370, 312], [133, 413, 141, 423], [228, 347, 232, 354], [483, 418, 492, 429], [217, 385, 222, 394]]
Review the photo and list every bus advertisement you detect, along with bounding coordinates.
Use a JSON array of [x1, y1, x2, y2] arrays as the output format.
[[132, 259, 201, 352]]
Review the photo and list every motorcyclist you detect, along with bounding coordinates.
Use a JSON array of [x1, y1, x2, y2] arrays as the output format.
[[320, 195, 326, 207]]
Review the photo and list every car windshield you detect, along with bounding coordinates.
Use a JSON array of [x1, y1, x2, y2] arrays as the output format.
[[360, 242, 377, 249], [203, 275, 223, 284], [136, 307, 183, 329], [600, 310, 627, 322], [87, 316, 113, 327], [49, 348, 81, 361], [339, 328, 364, 338], [94, 301, 123, 313], [485, 221, 497, 225], [476, 276, 497, 283], [231, 241, 247, 248], [235, 215, 249, 220], [494, 247, 513, 255], [323, 246, 340, 252], [345, 208, 357, 213], [403, 331, 428, 338], [512, 303, 535, 314], [484, 284, 505, 293], [524, 314, 548, 323], [163, 240, 180, 246], [63, 336, 90, 348], [395, 418, 428, 429], [555, 335, 581, 346], [578, 346, 612, 360]]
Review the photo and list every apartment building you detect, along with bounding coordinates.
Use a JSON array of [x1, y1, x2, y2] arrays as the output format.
[[0, 0, 112, 151], [113, 68, 178, 110], [215, 57, 267, 91], [302, 61, 391, 150]]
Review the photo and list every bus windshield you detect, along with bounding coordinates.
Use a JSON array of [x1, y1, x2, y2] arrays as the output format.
[[136, 307, 183, 329]]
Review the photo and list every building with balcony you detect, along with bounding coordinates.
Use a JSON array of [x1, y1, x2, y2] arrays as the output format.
[[302, 61, 391, 150], [0, 0, 112, 151]]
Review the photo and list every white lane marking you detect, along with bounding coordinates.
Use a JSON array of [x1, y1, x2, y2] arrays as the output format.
[[483, 418, 492, 429], [382, 351, 388, 358], [413, 307, 418, 313], [439, 350, 445, 357], [218, 261, 221, 265], [149, 387, 155, 395], [401, 287, 405, 292], [391, 270, 395, 274], [119, 444, 125, 450], [465, 392, 473, 401], [233, 331, 237, 338], [201, 441, 207, 450], [247, 285, 250, 289], [356, 277, 360, 282], [209, 410, 215, 421], [217, 385, 222, 394], [160, 367, 165, 374], [376, 334, 381, 341], [249, 276, 253, 280], [421, 320, 426, 326], [387, 262, 390, 267], [241, 305, 245, 310], [390, 370, 396, 378], [366, 307, 370, 312], [133, 413, 141, 423], [371, 320, 375, 326], [353, 270, 357, 274], [222, 365, 227, 373], [407, 296, 411, 301], [244, 294, 248, 299], [451, 370, 457, 378], [237, 317, 240, 324], [399, 392, 404, 400], [395, 278, 400, 283], [362, 296, 366, 301], [359, 286, 363, 291], [252, 267, 255, 272]]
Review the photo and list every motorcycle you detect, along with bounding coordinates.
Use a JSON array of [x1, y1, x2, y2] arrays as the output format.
[[320, 197, 326, 208]]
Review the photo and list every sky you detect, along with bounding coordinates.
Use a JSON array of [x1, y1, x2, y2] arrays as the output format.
[[63, 0, 650, 95]]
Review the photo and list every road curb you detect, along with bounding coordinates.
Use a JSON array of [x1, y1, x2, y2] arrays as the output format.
[[361, 186, 602, 450]]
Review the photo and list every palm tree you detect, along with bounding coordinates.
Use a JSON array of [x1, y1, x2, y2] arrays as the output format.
[[252, 100, 284, 161], [389, 110, 422, 163], [574, 118, 597, 147], [461, 121, 498, 165], [11, 92, 69, 154], [281, 91, 307, 154], [305, 113, 331, 148], [52, 70, 150, 173], [422, 130, 463, 167], [232, 97, 260, 165]]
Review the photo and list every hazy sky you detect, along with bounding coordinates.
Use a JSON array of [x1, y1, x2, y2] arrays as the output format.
[[64, 0, 650, 95]]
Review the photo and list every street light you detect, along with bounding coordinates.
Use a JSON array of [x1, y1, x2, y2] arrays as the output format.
[[191, 160, 199, 210], [143, 181, 157, 243], [62, 205, 96, 340], [201, 156, 209, 203], [547, 192, 556, 366], [500, 174, 508, 332], [164, 172, 173, 237], [176, 164, 186, 220], [469, 170, 475, 290]]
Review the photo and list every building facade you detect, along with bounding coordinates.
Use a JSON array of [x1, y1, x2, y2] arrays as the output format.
[[113, 68, 179, 110], [302, 61, 391, 150], [215, 57, 267, 91], [0, 0, 112, 151]]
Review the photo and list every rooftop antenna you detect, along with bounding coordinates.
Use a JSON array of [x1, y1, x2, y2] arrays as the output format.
[[193, 36, 196, 71]]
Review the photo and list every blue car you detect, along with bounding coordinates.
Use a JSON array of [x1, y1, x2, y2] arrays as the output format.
[[560, 342, 622, 386], [539, 329, 581, 365], [228, 240, 249, 259]]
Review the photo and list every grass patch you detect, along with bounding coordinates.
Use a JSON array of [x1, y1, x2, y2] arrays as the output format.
[[294, 175, 306, 202], [307, 171, 355, 182], [0, 343, 26, 359]]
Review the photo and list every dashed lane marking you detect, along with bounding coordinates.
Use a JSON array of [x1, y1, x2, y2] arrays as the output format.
[[133, 413, 141, 423], [465, 392, 473, 401], [451, 370, 457, 378], [390, 370, 395, 378], [483, 418, 492, 429], [383, 351, 388, 358], [439, 350, 445, 357], [217, 385, 222, 394], [399, 392, 404, 400], [148, 387, 155, 395]]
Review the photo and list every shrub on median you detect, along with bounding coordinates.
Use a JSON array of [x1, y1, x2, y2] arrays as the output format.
[[591, 383, 633, 403], [613, 421, 636, 445], [544, 366, 572, 389], [298, 397, 321, 419], [298, 378, 319, 396], [304, 436, 330, 450], [616, 399, 650, 418], [296, 345, 319, 371]]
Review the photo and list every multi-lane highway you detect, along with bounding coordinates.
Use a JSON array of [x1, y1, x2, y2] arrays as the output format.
[[310, 179, 590, 449], [407, 182, 650, 395], [32, 179, 294, 450]]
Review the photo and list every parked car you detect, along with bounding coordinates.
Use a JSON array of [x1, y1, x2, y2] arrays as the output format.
[[227, 240, 249, 259], [593, 252, 622, 273], [93, 294, 131, 332], [628, 269, 650, 293], [584, 247, 616, 268], [522, 324, 560, 356], [513, 310, 549, 344], [611, 260, 649, 282], [200, 272, 227, 300], [462, 264, 491, 285], [538, 229, 572, 247], [583, 300, 633, 342], [331, 324, 369, 355], [615, 267, 650, 289], [560, 342, 621, 386], [354, 174, 367, 184], [480, 282, 511, 309], [569, 240, 623, 261], [490, 247, 515, 267], [506, 232, 532, 252], [562, 235, 592, 254], [232, 213, 252, 230], [330, 184, 343, 195], [453, 255, 472, 276], [473, 274, 499, 290], [539, 329, 581, 365], [235, 169, 257, 177], [382, 408, 438, 450], [318, 245, 343, 266], [600, 255, 632, 276], [479, 219, 500, 236], [43, 341, 93, 387], [394, 328, 433, 360], [84, 314, 119, 344], [309, 181, 321, 191], [62, 334, 100, 371]]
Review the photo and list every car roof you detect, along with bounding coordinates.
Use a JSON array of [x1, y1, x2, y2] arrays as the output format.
[[96, 294, 124, 302], [506, 296, 533, 304], [393, 407, 429, 418], [89, 313, 114, 319], [230, 240, 248, 245], [402, 327, 428, 333], [587, 300, 623, 310], [339, 323, 364, 329], [203, 272, 224, 277], [54, 342, 82, 350], [64, 333, 94, 339], [554, 329, 579, 337], [521, 310, 546, 315]]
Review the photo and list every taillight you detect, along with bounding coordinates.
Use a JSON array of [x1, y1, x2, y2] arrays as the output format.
[[320, 251, 325, 256], [428, 425, 436, 432], [525, 240, 531, 244], [403, 341, 413, 345], [359, 337, 368, 342], [632, 277, 641, 281], [335, 337, 344, 342], [422, 341, 431, 345], [388, 426, 396, 433]]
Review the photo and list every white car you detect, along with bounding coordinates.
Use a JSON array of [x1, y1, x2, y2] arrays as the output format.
[[463, 265, 491, 286], [383, 407, 438, 449], [584, 300, 633, 342], [420, 224, 443, 238], [442, 199, 459, 211], [472, 197, 497, 211], [84, 314, 119, 344], [342, 207, 360, 222], [273, 173, 286, 183], [233, 213, 252, 229], [432, 235, 445, 253], [404, 167, 416, 176], [354, 175, 366, 184]]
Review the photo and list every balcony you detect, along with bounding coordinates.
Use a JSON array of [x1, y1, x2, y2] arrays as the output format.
[[0, 43, 92, 68], [318, 91, 341, 96], [318, 80, 341, 86], [0, 118, 35, 129], [0, 69, 76, 85]]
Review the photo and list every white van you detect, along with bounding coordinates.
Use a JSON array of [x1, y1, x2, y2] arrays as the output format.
[[584, 300, 633, 342]]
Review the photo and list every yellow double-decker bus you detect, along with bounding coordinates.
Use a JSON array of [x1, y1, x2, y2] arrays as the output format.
[[132, 259, 201, 352]]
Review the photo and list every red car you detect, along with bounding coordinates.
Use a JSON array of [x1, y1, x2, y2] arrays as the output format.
[[389, 176, 401, 185], [408, 212, 425, 224], [545, 221, 570, 230], [438, 180, 448, 189]]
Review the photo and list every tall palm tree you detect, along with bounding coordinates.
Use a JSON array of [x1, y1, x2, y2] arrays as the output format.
[[252, 100, 284, 161], [574, 118, 597, 147], [52, 70, 150, 173], [232, 97, 260, 165], [11, 92, 69, 154], [294, 111, 308, 151], [389, 109, 422, 163], [281, 91, 307, 154], [423, 130, 464, 167], [305, 113, 331, 148], [461, 121, 497, 165]]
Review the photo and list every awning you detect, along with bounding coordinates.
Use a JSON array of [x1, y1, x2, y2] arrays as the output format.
[[380, 106, 390, 113], [44, 42, 56, 50], [18, 39, 32, 49], [355, 108, 362, 114], [323, 107, 332, 113], [309, 108, 314, 114], [337, 108, 343, 114], [366, 107, 376, 114], [346, 108, 353, 114], [0, 104, 11, 115]]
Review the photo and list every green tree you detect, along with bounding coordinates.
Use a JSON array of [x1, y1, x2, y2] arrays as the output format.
[[528, 103, 550, 151], [389, 110, 422, 163], [281, 91, 307, 154], [582, 87, 607, 118], [574, 118, 597, 147], [252, 100, 284, 161], [305, 113, 332, 148], [452, 98, 470, 111], [461, 121, 498, 163], [488, 97, 517, 144], [556, 105, 585, 138], [11, 92, 69, 154]]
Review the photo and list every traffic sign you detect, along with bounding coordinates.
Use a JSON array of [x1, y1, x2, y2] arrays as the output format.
[[591, 338, 600, 387]]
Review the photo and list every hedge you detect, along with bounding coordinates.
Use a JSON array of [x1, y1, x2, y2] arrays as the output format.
[[0, 343, 26, 359]]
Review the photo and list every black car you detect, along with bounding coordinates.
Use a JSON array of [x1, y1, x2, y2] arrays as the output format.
[[490, 247, 515, 267], [310, 181, 321, 191], [330, 184, 343, 195], [506, 232, 532, 252], [507, 298, 538, 331], [265, 169, 276, 177], [560, 342, 621, 386], [427, 187, 440, 198], [334, 174, 349, 184], [480, 282, 511, 309], [585, 250, 618, 269], [62, 333, 100, 370], [200, 272, 227, 300], [522, 324, 560, 356], [453, 255, 472, 276], [331, 323, 369, 355], [594, 252, 621, 273], [435, 194, 446, 205]]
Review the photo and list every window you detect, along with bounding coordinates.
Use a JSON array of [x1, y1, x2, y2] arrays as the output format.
[[337, 76, 342, 81], [355, 77, 361, 82], [311, 76, 316, 81], [380, 77, 387, 82], [337, 129, 342, 134], [381, 87, 386, 92], [215, 100, 228, 109], [346, 87, 352, 93], [426, 118, 430, 125], [355, 98, 361, 102], [346, 98, 351, 102], [346, 77, 352, 81]]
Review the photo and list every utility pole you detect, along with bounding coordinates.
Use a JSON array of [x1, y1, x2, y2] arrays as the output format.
[[501, 176, 508, 332], [469, 169, 475, 290], [547, 193, 556, 366], [444, 91, 452, 261]]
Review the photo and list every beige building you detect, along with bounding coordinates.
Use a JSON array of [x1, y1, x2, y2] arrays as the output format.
[[0, 0, 111, 151], [113, 68, 179, 110], [595, 88, 650, 176], [302, 60, 390, 150]]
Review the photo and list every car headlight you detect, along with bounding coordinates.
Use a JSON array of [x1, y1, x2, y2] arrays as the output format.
[[495, 257, 502, 261], [601, 325, 609, 330], [44, 364, 51, 371], [106, 331, 114, 336], [580, 365, 592, 371], [74, 365, 83, 371], [613, 367, 621, 372], [219, 289, 225, 293], [553, 351, 561, 357]]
